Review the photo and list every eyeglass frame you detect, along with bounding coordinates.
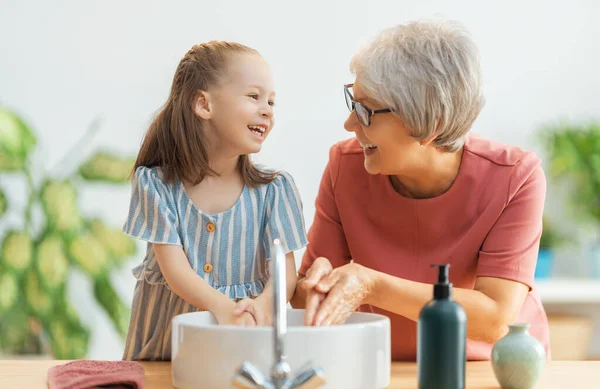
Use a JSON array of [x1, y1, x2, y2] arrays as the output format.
[[344, 83, 393, 127]]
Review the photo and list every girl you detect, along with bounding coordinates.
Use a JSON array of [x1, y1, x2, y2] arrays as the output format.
[[121, 41, 306, 361]]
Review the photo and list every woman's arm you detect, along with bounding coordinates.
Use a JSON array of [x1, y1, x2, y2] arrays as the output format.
[[369, 270, 528, 343], [310, 262, 528, 343], [154, 243, 255, 325]]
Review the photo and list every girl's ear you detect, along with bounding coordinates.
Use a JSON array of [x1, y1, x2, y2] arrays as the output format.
[[193, 91, 212, 120]]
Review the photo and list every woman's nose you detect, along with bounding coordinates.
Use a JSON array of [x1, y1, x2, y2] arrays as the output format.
[[344, 112, 360, 133]]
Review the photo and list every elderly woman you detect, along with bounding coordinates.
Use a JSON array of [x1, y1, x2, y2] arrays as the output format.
[[290, 20, 550, 361]]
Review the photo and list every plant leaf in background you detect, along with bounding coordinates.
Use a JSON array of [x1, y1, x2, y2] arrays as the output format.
[[540, 122, 600, 224], [89, 219, 136, 265], [0, 187, 6, 219], [79, 152, 135, 183], [93, 274, 131, 338], [35, 235, 69, 292], [68, 233, 111, 277], [40, 181, 84, 233], [1, 230, 33, 274], [0, 107, 36, 171], [0, 105, 137, 359]]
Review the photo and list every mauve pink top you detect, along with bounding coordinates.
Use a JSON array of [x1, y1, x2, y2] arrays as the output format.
[[299, 133, 550, 361]]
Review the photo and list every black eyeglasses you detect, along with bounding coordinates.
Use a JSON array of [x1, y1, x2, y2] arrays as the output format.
[[344, 83, 392, 127]]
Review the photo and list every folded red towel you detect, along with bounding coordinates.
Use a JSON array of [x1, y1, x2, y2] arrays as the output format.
[[47, 360, 145, 389]]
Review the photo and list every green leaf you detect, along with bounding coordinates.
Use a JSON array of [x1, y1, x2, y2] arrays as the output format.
[[0, 107, 36, 171], [93, 274, 130, 338], [48, 296, 90, 359], [0, 187, 6, 219], [67, 233, 110, 277], [24, 269, 54, 318], [539, 121, 600, 225], [89, 219, 136, 264], [1, 230, 33, 273], [40, 181, 84, 233], [48, 314, 90, 360], [79, 152, 135, 183], [35, 235, 69, 291], [0, 307, 37, 354], [0, 270, 19, 311], [0, 151, 24, 171]]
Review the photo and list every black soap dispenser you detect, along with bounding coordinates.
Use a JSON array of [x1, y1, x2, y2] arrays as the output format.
[[417, 264, 467, 389]]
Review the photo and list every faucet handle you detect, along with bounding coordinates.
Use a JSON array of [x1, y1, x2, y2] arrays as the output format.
[[287, 362, 326, 389], [232, 361, 275, 389]]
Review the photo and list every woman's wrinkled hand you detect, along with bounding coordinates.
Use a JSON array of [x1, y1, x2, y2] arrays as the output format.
[[311, 262, 376, 326], [299, 257, 333, 326]]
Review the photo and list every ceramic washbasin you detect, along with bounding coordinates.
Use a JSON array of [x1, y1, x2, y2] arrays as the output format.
[[171, 308, 391, 389]]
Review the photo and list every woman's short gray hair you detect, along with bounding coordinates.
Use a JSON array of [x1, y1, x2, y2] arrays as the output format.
[[350, 20, 485, 152]]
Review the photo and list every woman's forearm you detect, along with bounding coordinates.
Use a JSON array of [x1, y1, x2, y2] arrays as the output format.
[[370, 270, 512, 344]]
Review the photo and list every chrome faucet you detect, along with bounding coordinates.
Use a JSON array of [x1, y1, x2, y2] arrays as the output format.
[[232, 239, 326, 389]]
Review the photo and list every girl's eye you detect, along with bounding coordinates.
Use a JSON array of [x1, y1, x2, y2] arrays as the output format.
[[248, 94, 259, 100], [268, 101, 275, 107]]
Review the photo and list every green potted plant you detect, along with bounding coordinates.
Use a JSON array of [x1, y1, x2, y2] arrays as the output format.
[[538, 121, 600, 277], [0, 106, 137, 359], [535, 216, 567, 279]]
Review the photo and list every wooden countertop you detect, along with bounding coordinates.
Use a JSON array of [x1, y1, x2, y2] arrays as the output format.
[[1, 360, 598, 388]]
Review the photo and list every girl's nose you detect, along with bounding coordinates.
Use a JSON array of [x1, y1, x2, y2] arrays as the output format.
[[260, 102, 274, 118]]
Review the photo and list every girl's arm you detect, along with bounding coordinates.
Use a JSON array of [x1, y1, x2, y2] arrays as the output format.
[[153, 243, 254, 325], [256, 252, 298, 306]]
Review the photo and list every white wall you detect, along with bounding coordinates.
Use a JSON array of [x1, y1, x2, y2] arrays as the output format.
[[1, 0, 599, 359]]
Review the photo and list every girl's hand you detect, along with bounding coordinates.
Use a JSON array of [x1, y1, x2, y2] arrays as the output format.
[[233, 296, 273, 326], [311, 262, 376, 326], [213, 300, 257, 326]]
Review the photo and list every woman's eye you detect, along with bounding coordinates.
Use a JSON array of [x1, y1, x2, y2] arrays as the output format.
[[248, 94, 258, 100], [268, 101, 276, 107]]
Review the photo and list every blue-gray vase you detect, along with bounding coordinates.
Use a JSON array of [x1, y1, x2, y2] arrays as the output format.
[[491, 323, 545, 389]]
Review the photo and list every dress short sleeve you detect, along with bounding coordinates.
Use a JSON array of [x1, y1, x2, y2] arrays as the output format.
[[262, 171, 308, 260], [122, 166, 182, 246], [476, 159, 547, 290]]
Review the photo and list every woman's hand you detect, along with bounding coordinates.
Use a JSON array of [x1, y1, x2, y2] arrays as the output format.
[[311, 262, 377, 326], [298, 257, 334, 326], [213, 300, 257, 326], [233, 296, 273, 326]]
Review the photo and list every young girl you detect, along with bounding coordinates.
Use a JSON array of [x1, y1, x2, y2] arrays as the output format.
[[121, 41, 307, 361]]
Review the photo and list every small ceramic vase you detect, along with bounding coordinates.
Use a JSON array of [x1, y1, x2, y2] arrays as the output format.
[[491, 323, 546, 389]]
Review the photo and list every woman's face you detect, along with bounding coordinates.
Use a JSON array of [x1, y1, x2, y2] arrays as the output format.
[[344, 77, 423, 176]]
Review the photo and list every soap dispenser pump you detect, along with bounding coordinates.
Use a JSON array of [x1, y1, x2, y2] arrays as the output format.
[[417, 264, 467, 389]]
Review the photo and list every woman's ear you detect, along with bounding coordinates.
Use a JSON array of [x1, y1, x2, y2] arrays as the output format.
[[193, 91, 212, 120], [420, 120, 443, 147]]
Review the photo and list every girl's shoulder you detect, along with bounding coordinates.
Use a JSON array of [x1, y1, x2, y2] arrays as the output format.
[[131, 165, 178, 197]]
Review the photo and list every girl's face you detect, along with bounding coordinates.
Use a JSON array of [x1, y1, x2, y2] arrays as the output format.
[[197, 53, 276, 158], [344, 77, 422, 176]]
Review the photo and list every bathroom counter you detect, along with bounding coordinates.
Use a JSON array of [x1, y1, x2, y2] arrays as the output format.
[[0, 360, 598, 388]]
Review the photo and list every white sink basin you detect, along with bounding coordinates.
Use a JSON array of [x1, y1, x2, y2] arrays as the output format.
[[171, 308, 391, 389]]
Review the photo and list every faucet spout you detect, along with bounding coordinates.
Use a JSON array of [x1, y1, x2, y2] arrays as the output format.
[[232, 239, 325, 389]]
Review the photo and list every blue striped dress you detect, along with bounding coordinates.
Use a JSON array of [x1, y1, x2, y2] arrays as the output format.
[[121, 166, 308, 360]]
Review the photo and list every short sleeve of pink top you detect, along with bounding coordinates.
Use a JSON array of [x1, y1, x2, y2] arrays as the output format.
[[299, 133, 550, 361]]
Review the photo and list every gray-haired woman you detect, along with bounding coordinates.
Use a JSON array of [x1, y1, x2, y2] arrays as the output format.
[[291, 20, 550, 361]]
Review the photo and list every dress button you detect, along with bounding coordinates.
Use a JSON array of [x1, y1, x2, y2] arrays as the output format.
[[206, 222, 216, 232], [204, 263, 213, 273]]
